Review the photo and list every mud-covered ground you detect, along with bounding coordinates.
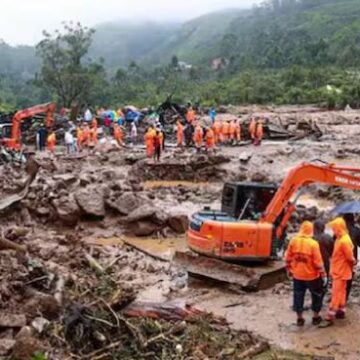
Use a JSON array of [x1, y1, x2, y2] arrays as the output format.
[[1, 105, 360, 359]]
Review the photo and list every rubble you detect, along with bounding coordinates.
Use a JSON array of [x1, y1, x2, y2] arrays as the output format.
[[0, 105, 359, 359]]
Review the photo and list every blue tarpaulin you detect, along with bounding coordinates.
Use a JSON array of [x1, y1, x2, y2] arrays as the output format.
[[331, 201, 360, 215]]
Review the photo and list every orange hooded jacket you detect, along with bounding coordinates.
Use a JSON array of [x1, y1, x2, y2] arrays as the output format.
[[328, 218, 355, 280], [285, 221, 325, 281]]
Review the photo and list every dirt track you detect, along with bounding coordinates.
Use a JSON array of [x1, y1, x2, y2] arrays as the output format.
[[1, 106, 360, 359]]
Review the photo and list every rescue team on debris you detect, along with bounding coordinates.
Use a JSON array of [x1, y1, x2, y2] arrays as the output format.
[[286, 217, 360, 328], [37, 103, 360, 330], [40, 105, 264, 159]]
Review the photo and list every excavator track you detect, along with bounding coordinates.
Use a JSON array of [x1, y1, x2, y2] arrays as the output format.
[[173, 251, 286, 292]]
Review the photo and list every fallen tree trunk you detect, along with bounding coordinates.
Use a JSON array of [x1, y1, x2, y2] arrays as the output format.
[[123, 301, 228, 326]]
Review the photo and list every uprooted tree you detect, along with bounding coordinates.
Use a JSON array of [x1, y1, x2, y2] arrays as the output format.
[[36, 22, 104, 108]]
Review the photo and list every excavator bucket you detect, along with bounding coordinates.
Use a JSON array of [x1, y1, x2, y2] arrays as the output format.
[[173, 251, 286, 292]]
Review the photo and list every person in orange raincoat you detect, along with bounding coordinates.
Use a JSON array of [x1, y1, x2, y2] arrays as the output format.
[[144, 127, 156, 157], [186, 107, 196, 124], [77, 126, 84, 151], [213, 119, 222, 144], [235, 120, 242, 142], [249, 117, 256, 142], [221, 121, 230, 144], [254, 120, 264, 146], [321, 218, 355, 327], [47, 131, 56, 153], [113, 124, 124, 146], [229, 120, 236, 144], [89, 127, 98, 147], [176, 120, 184, 147], [193, 123, 203, 151], [82, 124, 90, 147], [205, 128, 215, 151], [285, 221, 326, 327]]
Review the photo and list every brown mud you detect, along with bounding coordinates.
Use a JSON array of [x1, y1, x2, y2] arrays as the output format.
[[1, 106, 360, 359]]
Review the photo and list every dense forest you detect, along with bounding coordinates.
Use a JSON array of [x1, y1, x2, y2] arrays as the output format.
[[1, 0, 360, 111]]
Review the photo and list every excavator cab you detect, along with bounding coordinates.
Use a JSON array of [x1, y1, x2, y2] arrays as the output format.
[[221, 182, 278, 221]]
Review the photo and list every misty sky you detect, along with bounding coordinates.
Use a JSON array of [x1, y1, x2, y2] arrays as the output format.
[[1, 0, 257, 45]]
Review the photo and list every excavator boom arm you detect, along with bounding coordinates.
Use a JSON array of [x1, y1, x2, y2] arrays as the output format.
[[262, 162, 360, 224], [10, 102, 56, 148]]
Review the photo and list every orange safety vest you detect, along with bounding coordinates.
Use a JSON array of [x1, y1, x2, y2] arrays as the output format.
[[114, 125, 123, 141], [229, 122, 236, 136], [222, 122, 230, 136], [186, 110, 195, 124], [194, 125, 203, 143], [47, 133, 56, 149], [206, 129, 215, 148], [249, 119, 256, 137], [213, 120, 221, 135], [256, 123, 264, 140]]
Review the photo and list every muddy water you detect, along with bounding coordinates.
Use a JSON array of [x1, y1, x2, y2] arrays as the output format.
[[186, 286, 360, 360], [85, 236, 187, 261]]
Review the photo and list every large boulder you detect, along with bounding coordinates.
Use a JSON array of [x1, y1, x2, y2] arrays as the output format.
[[75, 186, 106, 217], [128, 221, 161, 237], [167, 215, 189, 234], [52, 195, 81, 225], [124, 204, 158, 223], [106, 192, 140, 216]]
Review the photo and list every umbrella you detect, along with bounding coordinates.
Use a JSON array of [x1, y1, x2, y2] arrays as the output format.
[[331, 201, 360, 215]]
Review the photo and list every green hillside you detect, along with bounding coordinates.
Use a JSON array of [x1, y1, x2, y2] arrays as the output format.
[[144, 9, 247, 65], [90, 21, 179, 68], [2, 0, 360, 109], [221, 0, 360, 70]]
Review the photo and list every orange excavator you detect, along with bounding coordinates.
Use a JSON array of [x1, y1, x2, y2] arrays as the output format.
[[175, 161, 360, 290], [2, 102, 56, 150]]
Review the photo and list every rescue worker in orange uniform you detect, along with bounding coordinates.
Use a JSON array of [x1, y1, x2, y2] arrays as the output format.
[[176, 120, 184, 147], [186, 107, 196, 124], [213, 119, 222, 145], [320, 218, 355, 327], [255, 120, 264, 146], [89, 127, 98, 147], [83, 124, 90, 147], [47, 131, 56, 154], [205, 127, 215, 152], [193, 123, 203, 152], [144, 127, 156, 158], [249, 117, 256, 142], [235, 120, 242, 143], [113, 124, 124, 146], [229, 120, 236, 144], [77, 126, 84, 151], [221, 120, 230, 144], [285, 221, 326, 326]]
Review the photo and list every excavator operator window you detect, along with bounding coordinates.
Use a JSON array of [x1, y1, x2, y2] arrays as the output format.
[[222, 182, 278, 221]]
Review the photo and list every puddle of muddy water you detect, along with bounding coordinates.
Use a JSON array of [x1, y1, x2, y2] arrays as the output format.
[[84, 235, 187, 262]]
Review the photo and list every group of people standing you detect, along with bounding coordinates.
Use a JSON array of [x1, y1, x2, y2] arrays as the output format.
[[176, 106, 265, 151], [286, 215, 360, 327], [144, 124, 165, 162]]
